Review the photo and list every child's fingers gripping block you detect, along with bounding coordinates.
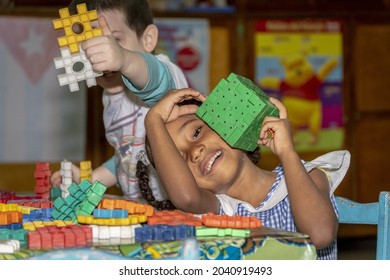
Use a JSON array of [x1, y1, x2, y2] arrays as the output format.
[[196, 73, 279, 151]]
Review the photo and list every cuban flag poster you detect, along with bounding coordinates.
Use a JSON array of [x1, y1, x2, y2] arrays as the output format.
[[0, 16, 86, 162]]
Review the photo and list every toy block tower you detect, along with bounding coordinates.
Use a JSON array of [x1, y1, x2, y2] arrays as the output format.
[[34, 162, 52, 199], [196, 73, 279, 151]]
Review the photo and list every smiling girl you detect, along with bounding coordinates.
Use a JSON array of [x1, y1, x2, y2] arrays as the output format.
[[138, 87, 350, 259]]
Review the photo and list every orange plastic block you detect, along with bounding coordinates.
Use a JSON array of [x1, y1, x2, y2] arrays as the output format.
[[53, 3, 103, 53], [147, 210, 202, 226], [0, 211, 22, 225], [98, 199, 154, 217], [201, 213, 262, 229]]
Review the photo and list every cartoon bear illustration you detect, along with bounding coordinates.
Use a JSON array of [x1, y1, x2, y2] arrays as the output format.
[[259, 53, 338, 145]]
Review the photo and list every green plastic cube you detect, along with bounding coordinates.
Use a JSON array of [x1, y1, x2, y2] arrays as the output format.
[[196, 73, 279, 151]]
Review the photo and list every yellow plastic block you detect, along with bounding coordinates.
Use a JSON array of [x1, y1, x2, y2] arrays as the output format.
[[23, 222, 36, 231], [53, 3, 102, 53]]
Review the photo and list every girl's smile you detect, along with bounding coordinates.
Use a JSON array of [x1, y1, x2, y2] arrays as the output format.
[[202, 150, 223, 176]]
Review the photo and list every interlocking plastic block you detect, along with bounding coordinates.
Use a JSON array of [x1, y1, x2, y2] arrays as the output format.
[[27, 225, 92, 250], [0, 211, 22, 225], [53, 3, 103, 53], [0, 239, 20, 254], [196, 73, 279, 151], [0, 229, 28, 248], [77, 214, 147, 226], [0, 190, 16, 204], [135, 224, 195, 243], [98, 199, 154, 217], [195, 226, 250, 238], [51, 180, 95, 221], [53, 44, 103, 92], [90, 224, 141, 246], [93, 209, 129, 219], [147, 210, 202, 226], [201, 213, 262, 229]]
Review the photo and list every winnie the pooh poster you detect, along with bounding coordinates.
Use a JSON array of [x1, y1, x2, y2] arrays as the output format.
[[255, 19, 344, 152]]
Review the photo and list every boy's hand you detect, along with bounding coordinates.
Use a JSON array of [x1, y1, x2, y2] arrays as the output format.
[[257, 97, 295, 156], [50, 162, 80, 186], [148, 88, 206, 124], [82, 15, 127, 73]]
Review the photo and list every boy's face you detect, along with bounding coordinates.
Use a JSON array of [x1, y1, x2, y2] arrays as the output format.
[[97, 9, 147, 93], [165, 114, 245, 195]]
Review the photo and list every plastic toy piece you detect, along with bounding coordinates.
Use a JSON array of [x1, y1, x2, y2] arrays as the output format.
[[135, 224, 195, 243], [0, 239, 20, 254], [27, 224, 92, 250], [201, 213, 262, 229], [0, 229, 28, 247], [77, 214, 147, 226], [79, 160, 92, 182], [90, 224, 141, 246], [60, 160, 73, 198], [98, 199, 154, 217], [195, 226, 250, 238], [51, 180, 106, 222], [196, 73, 279, 151], [53, 44, 103, 92], [34, 162, 51, 199], [0, 190, 16, 204], [147, 210, 202, 226], [23, 220, 74, 231], [52, 3, 102, 54], [0, 211, 22, 226], [6, 199, 53, 209], [93, 209, 129, 219]]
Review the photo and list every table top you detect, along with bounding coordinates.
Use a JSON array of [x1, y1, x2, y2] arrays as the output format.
[[1, 226, 316, 260]]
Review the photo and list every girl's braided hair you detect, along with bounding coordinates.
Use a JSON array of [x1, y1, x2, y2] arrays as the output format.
[[135, 98, 262, 211]]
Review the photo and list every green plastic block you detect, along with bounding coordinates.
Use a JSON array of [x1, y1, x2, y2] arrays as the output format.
[[196, 73, 279, 151], [50, 187, 61, 201], [78, 179, 92, 193], [91, 181, 107, 196]]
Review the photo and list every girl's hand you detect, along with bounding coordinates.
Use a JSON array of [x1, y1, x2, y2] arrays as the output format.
[[257, 97, 295, 156], [148, 88, 207, 123]]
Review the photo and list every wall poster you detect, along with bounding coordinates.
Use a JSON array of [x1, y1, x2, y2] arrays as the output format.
[[154, 18, 210, 94], [255, 19, 344, 152]]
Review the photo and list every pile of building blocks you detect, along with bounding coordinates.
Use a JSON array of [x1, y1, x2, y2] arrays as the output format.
[[0, 159, 265, 257], [53, 3, 103, 92], [196, 72, 280, 151], [51, 180, 107, 222]]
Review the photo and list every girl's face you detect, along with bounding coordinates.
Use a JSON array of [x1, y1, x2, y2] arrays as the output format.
[[166, 114, 245, 194], [97, 9, 146, 94]]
